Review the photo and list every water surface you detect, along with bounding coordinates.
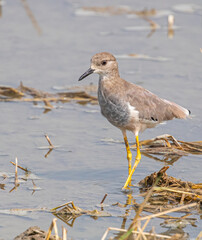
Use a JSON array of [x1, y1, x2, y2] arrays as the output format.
[[0, 0, 202, 239]]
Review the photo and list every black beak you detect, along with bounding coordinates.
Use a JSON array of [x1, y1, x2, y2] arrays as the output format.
[[78, 68, 94, 81]]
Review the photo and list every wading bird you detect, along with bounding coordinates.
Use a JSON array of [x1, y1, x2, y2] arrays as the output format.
[[79, 52, 190, 189]]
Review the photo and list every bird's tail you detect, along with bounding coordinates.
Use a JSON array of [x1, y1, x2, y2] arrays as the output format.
[[170, 102, 191, 119]]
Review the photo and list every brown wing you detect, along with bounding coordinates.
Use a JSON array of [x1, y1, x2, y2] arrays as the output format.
[[124, 82, 189, 122]]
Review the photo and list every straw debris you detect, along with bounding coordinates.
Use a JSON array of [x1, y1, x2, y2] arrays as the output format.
[[14, 226, 59, 240], [51, 201, 111, 226], [0, 82, 98, 106], [131, 134, 202, 157], [81, 6, 157, 17], [138, 166, 202, 205], [0, 86, 24, 98]]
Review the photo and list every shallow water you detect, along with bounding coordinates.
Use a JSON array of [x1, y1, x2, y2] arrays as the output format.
[[0, 0, 202, 239]]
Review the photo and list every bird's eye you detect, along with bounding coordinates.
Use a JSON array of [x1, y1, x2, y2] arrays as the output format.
[[101, 61, 107, 66]]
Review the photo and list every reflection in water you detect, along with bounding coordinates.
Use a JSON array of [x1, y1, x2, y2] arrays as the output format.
[[51, 201, 111, 228], [142, 152, 182, 165], [50, 183, 199, 239], [9, 182, 20, 193], [44, 148, 53, 158], [20, 0, 42, 35], [168, 15, 175, 39], [9, 158, 20, 193], [51, 194, 136, 232], [161, 228, 188, 239], [114, 193, 136, 239], [52, 211, 77, 227]]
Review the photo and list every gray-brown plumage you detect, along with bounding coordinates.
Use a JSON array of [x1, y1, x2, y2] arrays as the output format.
[[79, 52, 190, 134], [78, 52, 190, 189]]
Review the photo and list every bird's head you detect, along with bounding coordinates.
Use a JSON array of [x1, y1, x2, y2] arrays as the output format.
[[78, 52, 119, 81]]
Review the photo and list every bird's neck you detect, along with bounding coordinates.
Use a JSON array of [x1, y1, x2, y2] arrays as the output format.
[[99, 71, 120, 82]]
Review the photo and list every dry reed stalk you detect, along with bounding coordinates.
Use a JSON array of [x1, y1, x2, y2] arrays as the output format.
[[45, 219, 54, 240], [45, 134, 54, 149], [51, 201, 77, 211], [153, 187, 202, 200], [45, 218, 59, 240], [137, 224, 147, 240], [167, 15, 174, 39], [10, 161, 29, 172], [100, 193, 108, 204], [0, 96, 96, 104], [101, 227, 171, 240], [62, 226, 67, 240], [53, 218, 59, 240], [196, 231, 202, 240], [136, 218, 150, 240], [139, 202, 197, 221]]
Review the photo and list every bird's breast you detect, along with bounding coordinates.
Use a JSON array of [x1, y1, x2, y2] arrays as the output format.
[[98, 84, 130, 128]]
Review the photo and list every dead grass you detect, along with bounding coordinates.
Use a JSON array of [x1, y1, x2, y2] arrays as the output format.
[[0, 83, 98, 106], [138, 166, 202, 205], [132, 134, 202, 157]]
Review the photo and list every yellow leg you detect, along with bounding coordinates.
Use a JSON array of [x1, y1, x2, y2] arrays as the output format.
[[123, 136, 132, 175], [123, 135, 141, 189]]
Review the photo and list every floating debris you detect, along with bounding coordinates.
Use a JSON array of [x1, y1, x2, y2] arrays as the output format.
[[14, 226, 60, 240], [0, 159, 40, 193], [10, 161, 29, 173], [101, 226, 174, 240], [14, 218, 68, 240], [139, 166, 202, 205], [51, 201, 111, 226], [0, 183, 5, 190], [0, 86, 24, 98], [76, 6, 162, 17], [160, 218, 197, 229], [132, 134, 202, 156], [0, 82, 98, 106], [0, 207, 47, 216], [112, 166, 199, 240]]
